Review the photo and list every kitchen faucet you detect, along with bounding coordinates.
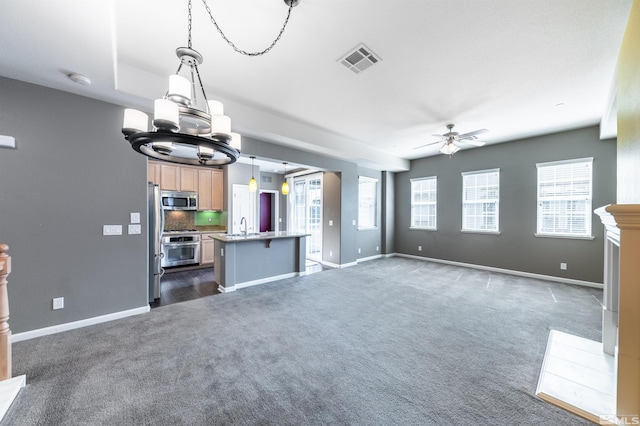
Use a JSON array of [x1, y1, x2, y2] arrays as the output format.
[[240, 217, 247, 235]]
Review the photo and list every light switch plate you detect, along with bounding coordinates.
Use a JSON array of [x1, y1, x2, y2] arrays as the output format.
[[128, 224, 141, 235], [103, 225, 122, 235], [130, 212, 140, 224], [0, 135, 16, 149]]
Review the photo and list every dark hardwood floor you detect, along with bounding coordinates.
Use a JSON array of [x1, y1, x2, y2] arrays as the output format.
[[150, 261, 327, 308], [150, 267, 219, 308]]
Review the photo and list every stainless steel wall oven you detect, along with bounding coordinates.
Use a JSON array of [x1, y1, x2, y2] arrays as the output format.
[[161, 232, 200, 267]]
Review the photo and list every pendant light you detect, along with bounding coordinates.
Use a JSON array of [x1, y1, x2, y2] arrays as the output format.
[[281, 162, 290, 195], [248, 156, 258, 192]]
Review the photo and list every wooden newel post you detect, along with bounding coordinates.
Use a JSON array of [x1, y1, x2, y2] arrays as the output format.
[[0, 244, 12, 380]]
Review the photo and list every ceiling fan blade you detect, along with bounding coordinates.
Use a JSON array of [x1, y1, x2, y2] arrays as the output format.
[[414, 141, 442, 150], [458, 128, 488, 139]]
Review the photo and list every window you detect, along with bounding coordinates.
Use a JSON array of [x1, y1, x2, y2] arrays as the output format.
[[411, 177, 437, 229], [462, 169, 500, 233], [536, 158, 593, 238], [358, 176, 377, 229]]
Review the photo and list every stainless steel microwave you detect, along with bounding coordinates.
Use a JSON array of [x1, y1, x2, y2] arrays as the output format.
[[161, 191, 198, 211]]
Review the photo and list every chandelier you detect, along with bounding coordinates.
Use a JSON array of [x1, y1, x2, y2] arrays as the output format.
[[121, 0, 300, 167]]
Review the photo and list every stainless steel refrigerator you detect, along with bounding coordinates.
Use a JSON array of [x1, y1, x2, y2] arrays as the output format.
[[148, 182, 164, 302]]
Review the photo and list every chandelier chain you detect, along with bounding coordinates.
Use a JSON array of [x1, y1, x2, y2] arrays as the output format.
[[188, 0, 193, 48], [199, 0, 294, 56]]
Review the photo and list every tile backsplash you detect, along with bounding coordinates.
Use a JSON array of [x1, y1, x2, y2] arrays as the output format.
[[164, 210, 227, 232]]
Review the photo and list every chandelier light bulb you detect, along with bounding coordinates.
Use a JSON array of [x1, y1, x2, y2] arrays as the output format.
[[153, 99, 180, 131], [211, 115, 231, 135], [230, 132, 242, 151], [207, 100, 224, 115], [122, 109, 148, 136], [168, 75, 191, 106]]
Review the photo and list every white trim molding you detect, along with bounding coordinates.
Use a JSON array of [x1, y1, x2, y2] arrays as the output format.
[[11, 306, 150, 343], [218, 272, 301, 293], [357, 254, 383, 263], [394, 253, 602, 289]]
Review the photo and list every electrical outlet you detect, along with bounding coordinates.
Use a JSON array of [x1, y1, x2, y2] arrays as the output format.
[[329, 220, 333, 226], [53, 297, 64, 310], [208, 217, 212, 222], [560, 262, 567, 270], [376, 246, 379, 251], [418, 245, 422, 251], [128, 224, 141, 235], [329, 251, 333, 257], [352, 219, 356, 226], [358, 248, 361, 254]]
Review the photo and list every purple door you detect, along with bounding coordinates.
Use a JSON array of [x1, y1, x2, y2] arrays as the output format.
[[260, 193, 273, 232]]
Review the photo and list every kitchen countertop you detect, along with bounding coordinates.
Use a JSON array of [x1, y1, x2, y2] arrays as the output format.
[[210, 231, 310, 242]]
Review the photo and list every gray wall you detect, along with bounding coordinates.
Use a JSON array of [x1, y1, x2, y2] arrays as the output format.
[[393, 126, 617, 283], [381, 171, 395, 255], [357, 167, 382, 259], [0, 77, 148, 333]]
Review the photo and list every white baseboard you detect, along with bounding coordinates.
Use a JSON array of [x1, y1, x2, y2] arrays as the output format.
[[357, 254, 383, 263], [0, 375, 25, 422], [12, 306, 150, 343], [321, 260, 357, 269], [394, 253, 603, 289], [218, 272, 300, 293]]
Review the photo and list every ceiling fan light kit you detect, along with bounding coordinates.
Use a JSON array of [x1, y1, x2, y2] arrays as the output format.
[[121, 0, 300, 167]]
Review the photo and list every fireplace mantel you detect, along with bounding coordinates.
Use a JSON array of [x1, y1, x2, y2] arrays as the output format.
[[595, 204, 640, 421]]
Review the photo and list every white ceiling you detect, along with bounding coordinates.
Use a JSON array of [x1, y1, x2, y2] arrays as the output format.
[[0, 0, 632, 171]]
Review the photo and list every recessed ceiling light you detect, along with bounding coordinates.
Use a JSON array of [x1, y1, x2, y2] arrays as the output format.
[[67, 72, 91, 86]]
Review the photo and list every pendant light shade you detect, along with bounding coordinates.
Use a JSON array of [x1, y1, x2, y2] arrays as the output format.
[[281, 162, 289, 195], [249, 156, 258, 192]]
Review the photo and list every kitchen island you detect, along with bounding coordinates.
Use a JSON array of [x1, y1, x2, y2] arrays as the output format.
[[210, 232, 310, 292]]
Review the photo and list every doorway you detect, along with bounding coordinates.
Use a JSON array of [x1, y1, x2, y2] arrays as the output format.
[[290, 173, 323, 262], [259, 190, 279, 232]]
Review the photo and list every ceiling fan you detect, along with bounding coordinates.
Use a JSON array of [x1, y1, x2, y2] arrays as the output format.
[[415, 124, 488, 155]]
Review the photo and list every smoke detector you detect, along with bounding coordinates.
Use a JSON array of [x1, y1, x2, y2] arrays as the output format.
[[339, 44, 381, 74]]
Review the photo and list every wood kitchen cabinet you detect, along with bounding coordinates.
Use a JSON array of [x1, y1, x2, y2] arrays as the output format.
[[211, 169, 223, 211], [179, 167, 198, 192], [159, 164, 180, 191], [197, 169, 223, 211], [200, 234, 215, 265], [148, 161, 160, 185], [149, 161, 204, 192]]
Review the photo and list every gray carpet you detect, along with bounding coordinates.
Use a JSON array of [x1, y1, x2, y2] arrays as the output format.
[[5, 257, 600, 425]]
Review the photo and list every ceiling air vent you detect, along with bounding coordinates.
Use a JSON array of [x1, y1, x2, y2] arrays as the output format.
[[339, 44, 381, 74]]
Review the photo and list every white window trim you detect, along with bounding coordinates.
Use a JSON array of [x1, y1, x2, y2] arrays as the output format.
[[461, 168, 500, 234], [535, 157, 594, 239], [358, 176, 378, 230], [410, 176, 437, 230]]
